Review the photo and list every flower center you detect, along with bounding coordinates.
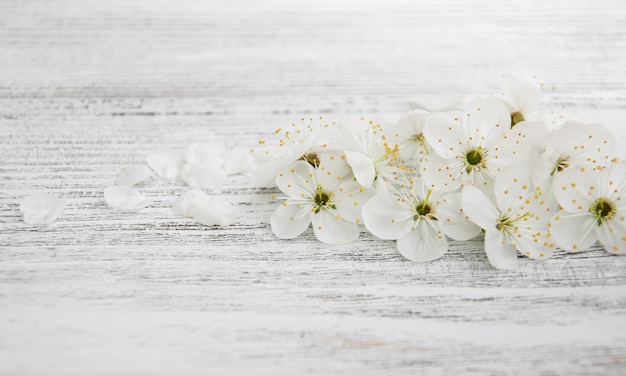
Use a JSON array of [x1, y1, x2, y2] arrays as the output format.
[[313, 184, 334, 213], [551, 156, 570, 175], [590, 197, 615, 225], [510, 111, 525, 127], [465, 147, 484, 172], [413, 190, 436, 220], [301, 152, 320, 167], [496, 212, 530, 232], [410, 133, 430, 155]]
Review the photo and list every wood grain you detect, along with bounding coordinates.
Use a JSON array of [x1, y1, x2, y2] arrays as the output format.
[[1, 0, 625, 374]]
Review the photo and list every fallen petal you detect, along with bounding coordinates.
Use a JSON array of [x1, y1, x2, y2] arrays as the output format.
[[19, 193, 65, 226], [146, 151, 186, 182], [189, 195, 238, 226], [172, 189, 207, 217], [116, 164, 154, 186], [104, 186, 151, 212]]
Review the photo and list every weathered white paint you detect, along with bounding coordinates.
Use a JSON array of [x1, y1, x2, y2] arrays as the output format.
[[1, 0, 625, 374]]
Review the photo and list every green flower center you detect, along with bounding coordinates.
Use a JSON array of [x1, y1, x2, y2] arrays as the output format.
[[591, 198, 615, 225], [510, 111, 525, 127], [313, 184, 334, 213], [302, 152, 320, 167], [465, 147, 485, 172], [413, 190, 436, 220]]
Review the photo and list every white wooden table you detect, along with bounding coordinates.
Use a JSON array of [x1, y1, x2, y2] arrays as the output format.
[[1, 1, 625, 374]]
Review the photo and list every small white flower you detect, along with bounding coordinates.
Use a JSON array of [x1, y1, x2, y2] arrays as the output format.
[[550, 162, 626, 254], [499, 73, 543, 127], [270, 152, 374, 244], [462, 165, 555, 269], [362, 176, 480, 262], [250, 117, 332, 187], [387, 110, 433, 164], [172, 189, 207, 217], [104, 186, 151, 211], [532, 121, 616, 204], [339, 117, 406, 188], [116, 164, 154, 186], [421, 97, 522, 192], [19, 193, 65, 226], [189, 194, 239, 226]]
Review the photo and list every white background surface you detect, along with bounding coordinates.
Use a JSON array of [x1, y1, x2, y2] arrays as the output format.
[[1, 0, 626, 374]]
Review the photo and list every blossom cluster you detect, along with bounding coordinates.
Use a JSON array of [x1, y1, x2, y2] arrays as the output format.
[[255, 74, 625, 269]]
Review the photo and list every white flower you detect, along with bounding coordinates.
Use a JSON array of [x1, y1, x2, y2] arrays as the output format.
[[338, 117, 406, 188], [532, 121, 616, 205], [250, 117, 332, 187], [499, 73, 543, 127], [362, 176, 480, 262], [270, 152, 374, 244], [421, 97, 522, 192], [462, 165, 555, 269], [116, 165, 154, 186], [104, 186, 151, 211], [387, 110, 433, 164], [19, 193, 65, 226], [550, 162, 626, 254]]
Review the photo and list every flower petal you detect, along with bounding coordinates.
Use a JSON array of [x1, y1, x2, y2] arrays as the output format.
[[435, 192, 481, 240], [467, 97, 511, 145], [597, 217, 626, 254], [553, 167, 595, 212], [185, 143, 225, 166], [502, 73, 543, 115], [189, 195, 239, 226], [116, 164, 154, 186], [397, 219, 448, 262], [423, 112, 464, 160], [362, 194, 413, 240], [412, 94, 462, 112], [312, 209, 360, 244], [172, 189, 206, 217], [494, 164, 530, 214], [461, 185, 499, 231], [104, 186, 151, 212], [275, 160, 316, 198], [550, 211, 598, 252], [484, 230, 519, 270], [223, 147, 254, 175], [270, 202, 313, 239], [146, 151, 186, 182], [180, 163, 228, 189], [345, 150, 376, 188], [334, 180, 375, 223], [19, 193, 65, 226]]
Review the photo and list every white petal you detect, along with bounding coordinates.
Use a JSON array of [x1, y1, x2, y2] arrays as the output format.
[[146, 151, 186, 182], [420, 153, 464, 192], [275, 160, 316, 198], [334, 180, 375, 223], [484, 230, 519, 270], [180, 163, 228, 188], [116, 164, 154, 186], [412, 94, 462, 112], [19, 193, 65, 226], [467, 97, 511, 144], [223, 147, 254, 175], [596, 217, 626, 254], [494, 164, 530, 214], [185, 143, 225, 166], [553, 167, 595, 212], [189, 195, 238, 226], [550, 211, 598, 252], [362, 194, 413, 240], [435, 193, 481, 241], [502, 73, 543, 114], [312, 209, 360, 244], [270, 202, 313, 239], [397, 219, 448, 262], [461, 185, 499, 231], [172, 189, 206, 217], [104, 186, 151, 212], [344, 150, 376, 188], [423, 112, 464, 160]]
